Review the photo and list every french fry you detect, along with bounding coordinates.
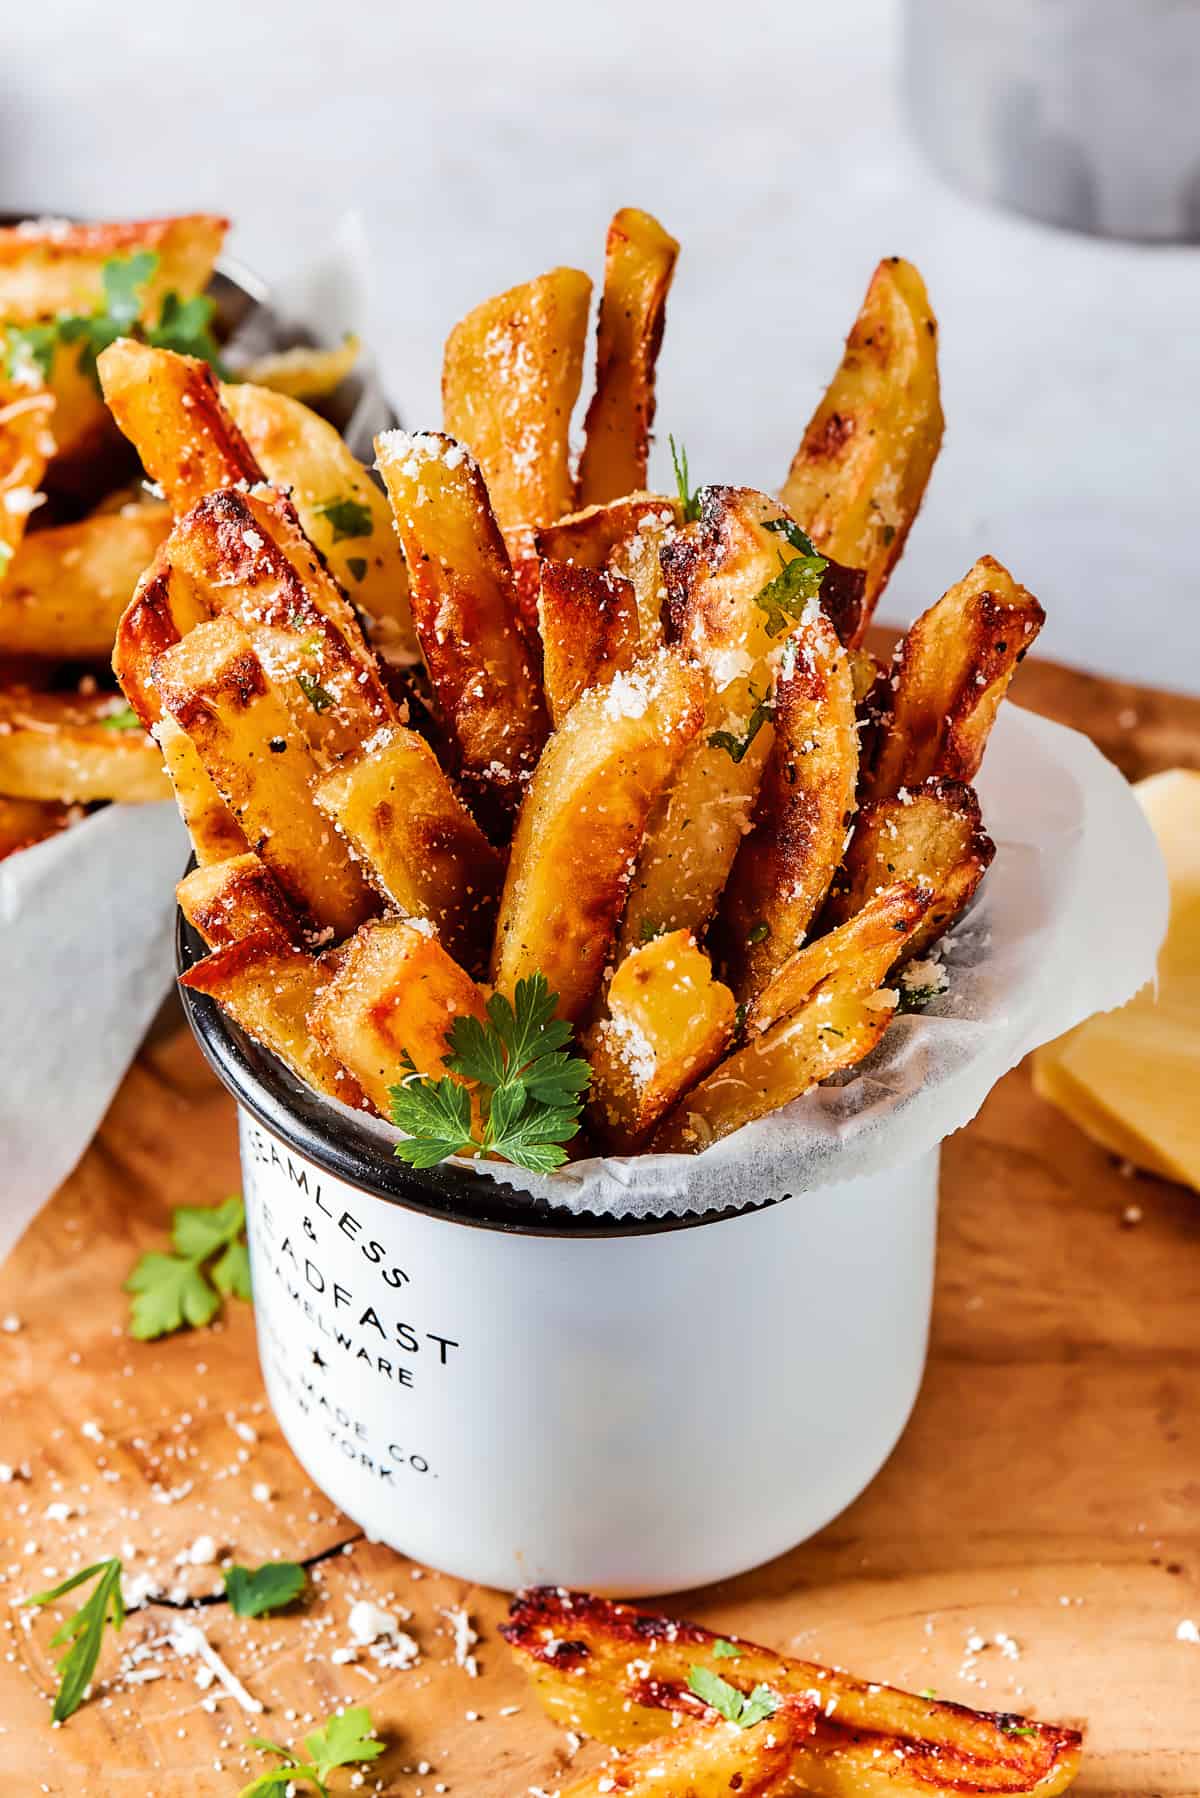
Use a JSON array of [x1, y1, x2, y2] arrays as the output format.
[[313, 728, 503, 974], [538, 560, 639, 726], [112, 551, 209, 729], [865, 556, 1045, 802], [0, 795, 73, 860], [179, 934, 366, 1109], [155, 714, 249, 865], [152, 617, 375, 937], [310, 917, 488, 1118], [823, 777, 995, 961], [578, 208, 679, 507], [0, 214, 226, 324], [163, 485, 397, 766], [220, 380, 419, 666], [617, 486, 818, 954], [714, 608, 858, 1000], [652, 975, 894, 1152], [442, 267, 592, 538], [750, 879, 933, 1031], [234, 334, 361, 401], [556, 1699, 825, 1798], [781, 257, 944, 637], [0, 687, 168, 803], [492, 647, 705, 1023], [585, 930, 735, 1152], [538, 493, 681, 647], [97, 339, 263, 512], [0, 379, 55, 575], [375, 429, 548, 822], [176, 852, 302, 950], [503, 1589, 1083, 1797], [0, 503, 169, 658]]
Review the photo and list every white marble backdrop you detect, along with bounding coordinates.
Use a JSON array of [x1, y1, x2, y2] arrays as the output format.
[[6, 0, 1198, 689]]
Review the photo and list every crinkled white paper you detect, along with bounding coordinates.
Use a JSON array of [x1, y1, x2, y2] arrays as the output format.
[[353, 703, 1168, 1219], [0, 222, 377, 1261]]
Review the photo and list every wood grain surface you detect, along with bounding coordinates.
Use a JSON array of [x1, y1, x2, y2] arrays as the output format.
[[0, 653, 1197, 1797]]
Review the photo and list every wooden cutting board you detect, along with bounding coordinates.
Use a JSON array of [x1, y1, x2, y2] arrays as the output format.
[[1, 654, 1198, 1798]]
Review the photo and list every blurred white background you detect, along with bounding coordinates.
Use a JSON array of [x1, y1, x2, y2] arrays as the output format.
[[6, 0, 1199, 689]]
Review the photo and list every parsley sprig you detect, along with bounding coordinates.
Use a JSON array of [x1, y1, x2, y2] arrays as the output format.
[[124, 1195, 251, 1340], [687, 1664, 779, 1728], [224, 1561, 308, 1619], [242, 1705, 385, 1797], [25, 1558, 125, 1722], [669, 434, 702, 522], [389, 973, 590, 1173], [98, 702, 144, 733], [754, 515, 828, 637], [708, 684, 774, 764]]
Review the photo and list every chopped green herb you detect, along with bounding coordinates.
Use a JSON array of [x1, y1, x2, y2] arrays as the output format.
[[345, 556, 369, 583], [999, 1722, 1039, 1738], [733, 1000, 749, 1037], [296, 672, 335, 713], [919, 1688, 938, 1700], [687, 1665, 779, 1728], [669, 435, 702, 523], [897, 983, 941, 1013], [145, 287, 225, 368], [708, 686, 773, 764], [389, 972, 590, 1173], [98, 703, 143, 733], [763, 514, 821, 557], [224, 1561, 307, 1619], [25, 1558, 125, 1722], [241, 1704, 385, 1798], [317, 495, 373, 542], [638, 918, 666, 944], [746, 921, 770, 946], [5, 321, 58, 384], [754, 546, 828, 638], [711, 1639, 743, 1660], [124, 1195, 250, 1340]]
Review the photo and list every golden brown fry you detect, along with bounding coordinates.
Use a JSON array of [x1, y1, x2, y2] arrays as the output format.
[[714, 609, 858, 1000], [0, 379, 55, 574], [154, 714, 249, 865], [0, 794, 73, 860], [585, 930, 735, 1153], [866, 556, 1045, 802], [0, 214, 226, 324], [0, 687, 168, 803], [0, 503, 169, 659], [176, 852, 303, 950], [823, 777, 994, 961], [234, 334, 361, 401], [652, 975, 893, 1152], [220, 381, 418, 667], [442, 267, 591, 537], [179, 933, 366, 1109], [97, 339, 263, 512], [535, 494, 680, 572], [163, 485, 397, 766], [492, 648, 705, 1024], [557, 1698, 823, 1798], [152, 617, 375, 937], [311, 917, 488, 1118], [578, 208, 679, 506], [538, 559, 639, 727], [750, 879, 933, 1031], [375, 429, 548, 823], [314, 728, 503, 975], [503, 1589, 1083, 1798], [781, 257, 944, 636], [112, 550, 209, 728]]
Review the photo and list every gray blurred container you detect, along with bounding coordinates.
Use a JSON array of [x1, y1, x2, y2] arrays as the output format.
[[905, 0, 1200, 241]]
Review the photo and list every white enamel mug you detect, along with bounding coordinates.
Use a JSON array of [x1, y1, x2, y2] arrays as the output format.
[[180, 916, 938, 1596]]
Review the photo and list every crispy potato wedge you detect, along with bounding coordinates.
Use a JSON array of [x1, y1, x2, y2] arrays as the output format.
[[714, 609, 858, 1000], [558, 1698, 825, 1798], [538, 560, 639, 727], [442, 266, 592, 538], [112, 550, 209, 729], [0, 794, 73, 860], [578, 208, 679, 507], [163, 485, 396, 766], [503, 1589, 1083, 1797], [0, 503, 169, 658], [0, 381, 55, 574], [311, 917, 488, 1118], [652, 975, 893, 1152], [154, 713, 249, 865], [823, 777, 995, 961], [152, 617, 375, 937], [750, 879, 933, 1031], [234, 334, 361, 401], [179, 933, 366, 1109], [536, 494, 679, 573], [0, 687, 168, 803], [176, 852, 302, 950], [314, 727, 503, 974], [585, 929, 735, 1153], [97, 339, 264, 512], [492, 647, 705, 1023], [375, 429, 548, 823], [865, 556, 1044, 802], [0, 214, 226, 325], [220, 381, 418, 666], [618, 486, 822, 954], [781, 258, 944, 636]]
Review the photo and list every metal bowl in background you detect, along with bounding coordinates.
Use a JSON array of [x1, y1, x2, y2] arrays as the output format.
[[904, 0, 1200, 242]]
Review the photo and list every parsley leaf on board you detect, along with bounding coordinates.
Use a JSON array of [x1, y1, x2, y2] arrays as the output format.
[[25, 1558, 125, 1722], [389, 973, 590, 1174], [668, 434, 702, 522], [124, 1195, 251, 1340], [708, 686, 774, 764], [224, 1561, 307, 1619], [687, 1664, 780, 1728], [316, 495, 373, 542], [241, 1704, 385, 1798]]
